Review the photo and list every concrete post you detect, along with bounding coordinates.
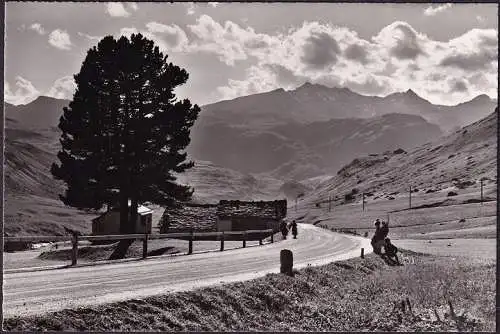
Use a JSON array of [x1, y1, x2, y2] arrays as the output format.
[[280, 249, 293, 276]]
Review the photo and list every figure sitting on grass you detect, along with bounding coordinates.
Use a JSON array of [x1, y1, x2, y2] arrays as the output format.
[[383, 238, 401, 265]]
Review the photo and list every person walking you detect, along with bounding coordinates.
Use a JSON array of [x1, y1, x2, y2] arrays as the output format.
[[291, 220, 298, 239], [280, 220, 289, 239]]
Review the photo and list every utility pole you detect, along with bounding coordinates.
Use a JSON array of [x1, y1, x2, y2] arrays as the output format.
[[409, 185, 412, 209], [362, 193, 365, 211], [328, 194, 332, 212], [480, 178, 484, 204], [295, 196, 298, 212]]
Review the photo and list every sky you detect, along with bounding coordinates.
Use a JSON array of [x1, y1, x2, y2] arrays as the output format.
[[4, 2, 498, 107]]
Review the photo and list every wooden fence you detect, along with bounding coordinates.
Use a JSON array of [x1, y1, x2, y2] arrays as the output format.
[[4, 229, 276, 266]]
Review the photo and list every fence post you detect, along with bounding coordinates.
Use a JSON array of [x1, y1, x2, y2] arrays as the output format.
[[280, 249, 293, 276], [243, 231, 246, 248], [270, 230, 274, 243], [142, 233, 148, 259], [259, 237, 263, 245], [220, 232, 225, 251], [71, 232, 78, 266], [188, 230, 193, 255], [361, 248, 365, 259]]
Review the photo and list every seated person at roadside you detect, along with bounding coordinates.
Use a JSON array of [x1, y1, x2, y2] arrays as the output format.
[[383, 238, 400, 264]]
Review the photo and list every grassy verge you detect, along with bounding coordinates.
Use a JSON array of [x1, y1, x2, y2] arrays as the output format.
[[4, 251, 495, 332]]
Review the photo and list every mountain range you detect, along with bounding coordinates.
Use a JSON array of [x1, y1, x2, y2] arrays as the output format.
[[3, 84, 497, 236]]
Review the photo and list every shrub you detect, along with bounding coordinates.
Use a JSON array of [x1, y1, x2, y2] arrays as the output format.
[[447, 191, 458, 197]]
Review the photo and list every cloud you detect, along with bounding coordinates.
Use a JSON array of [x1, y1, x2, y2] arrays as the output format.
[[48, 29, 72, 50], [145, 22, 189, 51], [448, 78, 469, 93], [46, 76, 76, 100], [439, 29, 497, 71], [424, 3, 452, 16], [4, 76, 40, 105], [29, 23, 45, 35], [301, 32, 341, 70], [78, 32, 103, 42], [184, 17, 495, 105], [344, 43, 368, 64], [106, 2, 130, 17], [128, 2, 139, 11], [208, 2, 219, 8], [373, 21, 425, 60], [187, 3, 195, 16]]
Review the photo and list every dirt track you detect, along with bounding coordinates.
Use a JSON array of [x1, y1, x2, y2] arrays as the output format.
[[3, 224, 372, 318]]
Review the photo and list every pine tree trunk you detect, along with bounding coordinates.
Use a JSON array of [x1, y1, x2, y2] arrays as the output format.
[[109, 182, 133, 260]]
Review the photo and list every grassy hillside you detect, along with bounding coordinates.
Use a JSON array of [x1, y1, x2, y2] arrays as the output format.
[[4, 251, 495, 331], [294, 110, 497, 212]]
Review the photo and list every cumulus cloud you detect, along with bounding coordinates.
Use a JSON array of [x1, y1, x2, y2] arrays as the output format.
[[439, 28, 497, 71], [78, 32, 103, 42], [129, 2, 139, 11], [187, 3, 195, 15], [301, 32, 341, 70], [183, 16, 496, 105], [373, 21, 425, 60], [29, 23, 45, 35], [4, 76, 40, 105], [119, 23, 189, 53], [106, 2, 130, 17], [343, 43, 368, 64], [448, 78, 469, 94], [145, 22, 189, 50], [424, 3, 452, 16], [187, 15, 278, 65], [46, 76, 76, 100], [48, 29, 72, 50]]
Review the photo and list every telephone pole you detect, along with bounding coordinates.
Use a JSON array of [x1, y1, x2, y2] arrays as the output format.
[[409, 185, 412, 209], [480, 178, 484, 204]]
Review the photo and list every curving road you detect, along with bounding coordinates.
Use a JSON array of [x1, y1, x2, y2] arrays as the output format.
[[3, 224, 372, 318]]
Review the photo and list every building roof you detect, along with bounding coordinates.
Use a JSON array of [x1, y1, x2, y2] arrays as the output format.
[[217, 200, 287, 220]]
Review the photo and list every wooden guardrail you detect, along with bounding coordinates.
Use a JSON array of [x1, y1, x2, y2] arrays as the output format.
[[4, 228, 276, 266]]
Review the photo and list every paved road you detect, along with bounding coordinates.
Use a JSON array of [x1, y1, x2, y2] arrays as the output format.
[[3, 224, 372, 318]]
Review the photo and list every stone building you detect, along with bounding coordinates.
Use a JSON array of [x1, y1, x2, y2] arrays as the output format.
[[159, 199, 287, 233]]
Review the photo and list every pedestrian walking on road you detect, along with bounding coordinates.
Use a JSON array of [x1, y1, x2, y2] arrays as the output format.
[[291, 220, 298, 239], [280, 220, 289, 239]]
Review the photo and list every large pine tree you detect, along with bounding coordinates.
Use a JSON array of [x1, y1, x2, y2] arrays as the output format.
[[51, 34, 200, 259]]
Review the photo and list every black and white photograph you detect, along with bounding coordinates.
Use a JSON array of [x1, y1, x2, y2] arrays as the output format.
[[2, 1, 497, 331]]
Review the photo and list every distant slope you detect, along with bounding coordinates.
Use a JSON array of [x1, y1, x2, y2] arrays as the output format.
[[5, 96, 70, 129], [191, 113, 443, 179], [299, 108, 498, 207]]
